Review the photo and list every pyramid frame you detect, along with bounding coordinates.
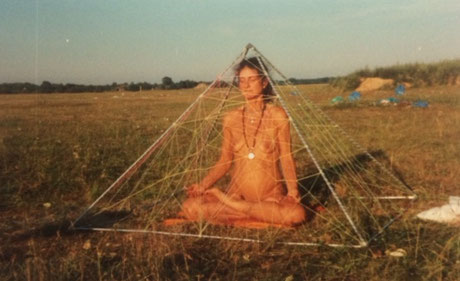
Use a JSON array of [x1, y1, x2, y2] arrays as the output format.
[[72, 43, 416, 248]]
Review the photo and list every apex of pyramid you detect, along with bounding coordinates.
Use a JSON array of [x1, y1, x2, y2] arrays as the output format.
[[244, 43, 254, 50]]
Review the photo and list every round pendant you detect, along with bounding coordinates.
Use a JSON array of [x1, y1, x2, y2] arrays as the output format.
[[248, 152, 255, 159]]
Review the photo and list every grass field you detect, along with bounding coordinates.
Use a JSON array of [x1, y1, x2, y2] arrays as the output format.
[[1, 85, 459, 280]]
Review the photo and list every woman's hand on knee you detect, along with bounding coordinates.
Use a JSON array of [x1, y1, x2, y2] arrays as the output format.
[[186, 184, 205, 197]]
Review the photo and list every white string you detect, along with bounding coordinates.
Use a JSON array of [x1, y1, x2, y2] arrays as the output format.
[[73, 43, 415, 247]]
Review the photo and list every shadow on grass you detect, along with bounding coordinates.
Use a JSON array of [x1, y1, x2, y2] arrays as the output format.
[[5, 150, 411, 245], [298, 149, 413, 222], [73, 210, 131, 229], [8, 210, 131, 244], [0, 211, 131, 262]]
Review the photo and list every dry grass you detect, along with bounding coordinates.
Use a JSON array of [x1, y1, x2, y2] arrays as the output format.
[[1, 85, 459, 280]]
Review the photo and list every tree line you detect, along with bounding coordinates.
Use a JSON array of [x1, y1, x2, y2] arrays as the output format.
[[0, 75, 334, 94], [0, 77, 201, 94], [286, 77, 332, 85], [331, 58, 460, 90]]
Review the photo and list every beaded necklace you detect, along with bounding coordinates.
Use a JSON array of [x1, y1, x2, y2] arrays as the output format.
[[242, 104, 266, 160]]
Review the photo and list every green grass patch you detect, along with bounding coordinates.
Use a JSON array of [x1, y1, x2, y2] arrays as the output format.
[[0, 87, 459, 280]]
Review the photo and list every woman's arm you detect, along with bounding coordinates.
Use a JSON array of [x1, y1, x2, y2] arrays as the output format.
[[274, 108, 300, 202], [199, 118, 233, 188], [187, 114, 234, 196]]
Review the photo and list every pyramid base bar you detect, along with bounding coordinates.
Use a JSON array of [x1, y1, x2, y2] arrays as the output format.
[[73, 226, 368, 248], [356, 195, 417, 200]]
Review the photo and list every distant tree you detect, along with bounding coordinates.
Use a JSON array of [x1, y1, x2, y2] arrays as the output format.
[[183, 80, 198, 88], [127, 82, 140, 91], [40, 81, 53, 93], [140, 82, 153, 91], [162, 76, 174, 89], [23, 83, 38, 93], [64, 83, 83, 93], [55, 83, 65, 92], [176, 81, 186, 89], [288, 78, 298, 84], [94, 85, 104, 92]]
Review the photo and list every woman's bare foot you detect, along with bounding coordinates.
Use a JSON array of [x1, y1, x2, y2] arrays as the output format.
[[203, 188, 306, 226], [205, 188, 250, 213], [204, 188, 225, 200]]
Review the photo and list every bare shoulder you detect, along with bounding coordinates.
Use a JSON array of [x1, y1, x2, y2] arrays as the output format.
[[266, 104, 289, 122], [223, 108, 242, 127]]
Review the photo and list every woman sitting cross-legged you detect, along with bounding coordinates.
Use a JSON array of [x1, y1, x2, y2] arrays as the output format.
[[181, 57, 306, 226]]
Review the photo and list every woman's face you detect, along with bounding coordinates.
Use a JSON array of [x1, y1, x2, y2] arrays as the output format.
[[238, 66, 268, 101]]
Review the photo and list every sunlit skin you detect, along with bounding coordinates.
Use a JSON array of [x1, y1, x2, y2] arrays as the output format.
[[181, 66, 306, 226]]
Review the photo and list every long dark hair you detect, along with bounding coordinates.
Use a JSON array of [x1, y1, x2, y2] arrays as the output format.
[[235, 57, 274, 101]]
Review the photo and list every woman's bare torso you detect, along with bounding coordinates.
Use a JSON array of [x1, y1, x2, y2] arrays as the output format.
[[226, 105, 285, 202]]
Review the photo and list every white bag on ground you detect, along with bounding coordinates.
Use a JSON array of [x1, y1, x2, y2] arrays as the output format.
[[416, 196, 460, 224]]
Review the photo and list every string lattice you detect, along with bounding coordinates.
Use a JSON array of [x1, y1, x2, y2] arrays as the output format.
[[73, 44, 415, 247]]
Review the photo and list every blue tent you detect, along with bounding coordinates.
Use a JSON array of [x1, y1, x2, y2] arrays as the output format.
[[348, 91, 361, 101], [413, 100, 429, 108], [395, 84, 406, 95]]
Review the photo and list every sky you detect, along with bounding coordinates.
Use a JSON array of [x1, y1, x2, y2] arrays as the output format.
[[1, 0, 459, 84]]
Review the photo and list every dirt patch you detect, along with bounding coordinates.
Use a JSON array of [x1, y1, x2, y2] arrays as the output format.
[[445, 75, 460, 86], [402, 82, 413, 89], [194, 83, 209, 89], [454, 75, 460, 86], [356, 77, 394, 92]]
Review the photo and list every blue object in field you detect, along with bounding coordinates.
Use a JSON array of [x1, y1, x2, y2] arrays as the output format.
[[331, 96, 344, 104], [348, 91, 361, 101], [413, 100, 429, 108], [395, 84, 406, 95], [388, 97, 400, 103]]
